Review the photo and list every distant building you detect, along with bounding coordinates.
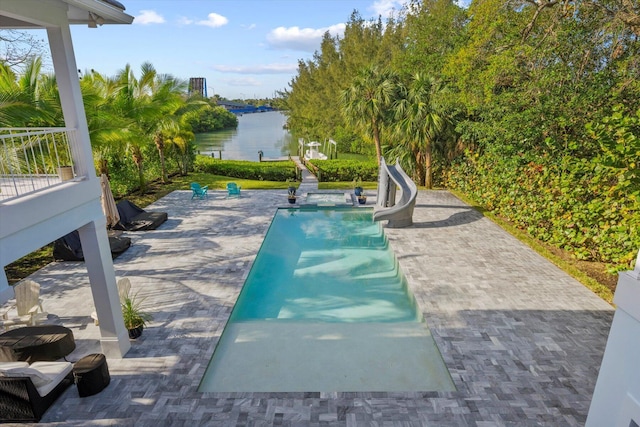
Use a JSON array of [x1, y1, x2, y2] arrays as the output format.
[[189, 77, 207, 97]]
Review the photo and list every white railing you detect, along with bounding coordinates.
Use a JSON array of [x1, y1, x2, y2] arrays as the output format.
[[0, 128, 83, 202]]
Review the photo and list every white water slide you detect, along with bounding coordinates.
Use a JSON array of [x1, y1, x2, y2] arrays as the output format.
[[373, 157, 418, 228]]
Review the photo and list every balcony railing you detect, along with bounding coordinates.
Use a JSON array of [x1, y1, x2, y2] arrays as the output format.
[[0, 128, 84, 202]]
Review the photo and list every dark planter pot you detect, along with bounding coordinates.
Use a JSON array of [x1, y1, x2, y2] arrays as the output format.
[[128, 324, 144, 339], [288, 197, 297, 204], [354, 187, 363, 196], [358, 197, 367, 205]]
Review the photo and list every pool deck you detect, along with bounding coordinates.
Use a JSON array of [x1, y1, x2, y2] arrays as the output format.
[[12, 188, 613, 426]]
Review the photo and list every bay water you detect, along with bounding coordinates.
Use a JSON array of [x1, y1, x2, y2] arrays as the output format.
[[194, 111, 295, 161]]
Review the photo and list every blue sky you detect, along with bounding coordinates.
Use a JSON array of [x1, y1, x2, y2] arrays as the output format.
[[67, 0, 407, 100]]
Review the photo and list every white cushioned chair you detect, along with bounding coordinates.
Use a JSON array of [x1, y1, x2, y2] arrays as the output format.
[[0, 361, 73, 422]]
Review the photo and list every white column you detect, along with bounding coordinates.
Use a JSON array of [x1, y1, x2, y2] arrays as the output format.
[[46, 11, 130, 357], [630, 250, 640, 279], [78, 220, 130, 358], [46, 25, 95, 179], [586, 249, 640, 427]]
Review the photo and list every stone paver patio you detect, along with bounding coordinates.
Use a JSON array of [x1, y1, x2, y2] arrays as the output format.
[[13, 189, 613, 426]]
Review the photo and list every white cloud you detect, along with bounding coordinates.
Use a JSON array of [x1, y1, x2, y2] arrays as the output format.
[[371, 0, 404, 18], [213, 63, 297, 74], [197, 13, 229, 28], [134, 10, 165, 25], [224, 77, 262, 87], [242, 23, 257, 30], [177, 16, 193, 26], [266, 24, 346, 52]]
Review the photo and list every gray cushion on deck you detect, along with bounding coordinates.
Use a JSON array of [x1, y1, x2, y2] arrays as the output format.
[[112, 200, 168, 231]]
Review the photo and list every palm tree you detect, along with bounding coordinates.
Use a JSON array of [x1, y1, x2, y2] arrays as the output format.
[[0, 79, 40, 127], [168, 127, 195, 176], [393, 73, 446, 188], [78, 69, 128, 177], [341, 65, 401, 166], [107, 63, 188, 191], [82, 63, 195, 190], [0, 57, 59, 127], [108, 64, 148, 191], [145, 73, 189, 183], [0, 57, 65, 175]]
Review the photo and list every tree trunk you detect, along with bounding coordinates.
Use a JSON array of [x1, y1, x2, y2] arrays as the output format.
[[415, 150, 426, 186], [131, 146, 145, 193], [154, 132, 168, 184], [425, 144, 433, 189], [98, 158, 109, 179], [372, 118, 382, 166]]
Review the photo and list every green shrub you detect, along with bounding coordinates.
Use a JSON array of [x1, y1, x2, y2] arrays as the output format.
[[194, 156, 297, 181], [307, 159, 378, 182]]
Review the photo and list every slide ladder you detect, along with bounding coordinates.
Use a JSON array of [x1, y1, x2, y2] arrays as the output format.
[[373, 158, 417, 228]]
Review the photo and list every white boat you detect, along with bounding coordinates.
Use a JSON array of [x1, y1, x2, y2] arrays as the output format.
[[304, 141, 327, 160], [298, 138, 328, 160]]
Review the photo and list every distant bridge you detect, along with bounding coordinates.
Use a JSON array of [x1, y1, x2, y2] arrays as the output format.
[[217, 101, 276, 115]]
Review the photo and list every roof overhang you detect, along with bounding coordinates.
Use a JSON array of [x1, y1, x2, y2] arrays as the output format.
[[0, 0, 133, 29], [64, 0, 133, 26]]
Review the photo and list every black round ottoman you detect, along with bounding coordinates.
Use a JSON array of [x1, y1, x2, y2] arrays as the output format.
[[73, 353, 110, 397]]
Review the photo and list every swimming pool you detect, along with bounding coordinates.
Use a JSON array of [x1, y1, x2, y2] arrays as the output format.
[[199, 207, 453, 392]]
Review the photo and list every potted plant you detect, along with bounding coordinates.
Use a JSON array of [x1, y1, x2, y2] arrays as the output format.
[[286, 178, 297, 196], [352, 177, 363, 196], [287, 187, 297, 204], [357, 194, 367, 205], [121, 291, 153, 339]]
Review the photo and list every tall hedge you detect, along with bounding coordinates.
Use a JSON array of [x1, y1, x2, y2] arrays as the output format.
[[307, 159, 378, 182], [194, 156, 297, 181]]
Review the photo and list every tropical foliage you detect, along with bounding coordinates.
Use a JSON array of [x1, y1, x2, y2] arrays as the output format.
[[0, 59, 238, 197], [182, 103, 237, 133], [283, 0, 639, 272]]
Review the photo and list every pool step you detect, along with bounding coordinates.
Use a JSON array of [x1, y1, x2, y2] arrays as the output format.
[[200, 321, 455, 392]]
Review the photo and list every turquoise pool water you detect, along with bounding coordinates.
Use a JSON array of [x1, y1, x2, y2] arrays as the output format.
[[199, 207, 454, 392], [230, 208, 420, 323]]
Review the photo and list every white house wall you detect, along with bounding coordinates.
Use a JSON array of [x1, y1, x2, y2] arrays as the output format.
[[0, 0, 131, 357], [1, 182, 101, 261], [586, 270, 640, 426]]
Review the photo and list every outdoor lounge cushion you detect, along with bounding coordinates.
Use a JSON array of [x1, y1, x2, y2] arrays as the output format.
[[27, 362, 73, 397], [0, 362, 52, 390], [112, 200, 168, 231], [0, 361, 73, 422], [53, 230, 131, 261]]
